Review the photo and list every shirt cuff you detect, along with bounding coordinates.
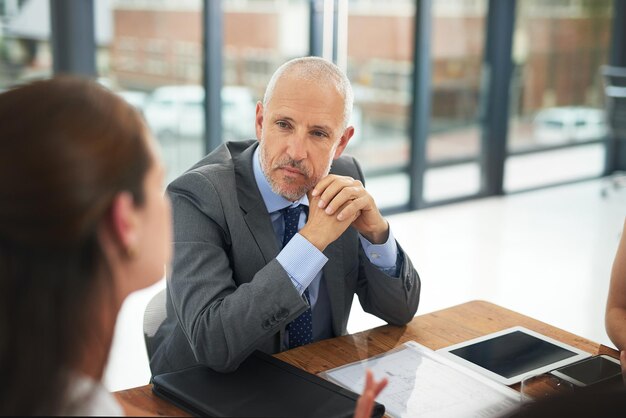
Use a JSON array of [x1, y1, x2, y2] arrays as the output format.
[[276, 233, 328, 294], [359, 228, 400, 275]]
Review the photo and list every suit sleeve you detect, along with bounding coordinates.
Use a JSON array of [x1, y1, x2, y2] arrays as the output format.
[[166, 171, 309, 372], [350, 156, 421, 325], [356, 243, 420, 325]]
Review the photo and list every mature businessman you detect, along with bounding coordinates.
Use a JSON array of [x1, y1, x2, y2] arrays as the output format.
[[150, 56, 420, 374]]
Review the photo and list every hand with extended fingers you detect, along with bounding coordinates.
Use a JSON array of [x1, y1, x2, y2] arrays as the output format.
[[299, 175, 389, 251], [353, 369, 388, 418]]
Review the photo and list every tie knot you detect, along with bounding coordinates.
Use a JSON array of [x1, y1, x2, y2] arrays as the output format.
[[281, 205, 303, 247], [282, 205, 303, 219]]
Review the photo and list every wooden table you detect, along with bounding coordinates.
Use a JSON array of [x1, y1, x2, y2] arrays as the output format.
[[114, 300, 617, 416]]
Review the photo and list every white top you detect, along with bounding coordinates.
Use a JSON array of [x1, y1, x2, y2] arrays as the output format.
[[61, 373, 124, 416]]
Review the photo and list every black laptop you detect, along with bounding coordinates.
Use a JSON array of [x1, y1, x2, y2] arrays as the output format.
[[152, 350, 385, 418]]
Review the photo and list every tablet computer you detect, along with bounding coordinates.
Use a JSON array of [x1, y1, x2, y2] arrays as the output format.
[[436, 326, 591, 385]]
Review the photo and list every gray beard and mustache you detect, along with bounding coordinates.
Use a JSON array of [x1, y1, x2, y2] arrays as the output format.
[[259, 141, 334, 202]]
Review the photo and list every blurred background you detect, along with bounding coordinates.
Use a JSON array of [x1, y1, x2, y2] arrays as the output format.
[[0, 0, 621, 210], [1, 0, 625, 391]]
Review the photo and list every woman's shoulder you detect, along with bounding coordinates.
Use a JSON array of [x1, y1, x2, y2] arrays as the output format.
[[61, 373, 124, 417]]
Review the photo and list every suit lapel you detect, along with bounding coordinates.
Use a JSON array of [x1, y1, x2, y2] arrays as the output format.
[[234, 142, 280, 263], [323, 235, 345, 337], [232, 141, 346, 336]]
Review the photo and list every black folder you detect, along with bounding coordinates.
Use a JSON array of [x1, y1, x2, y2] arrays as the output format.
[[151, 350, 385, 417]]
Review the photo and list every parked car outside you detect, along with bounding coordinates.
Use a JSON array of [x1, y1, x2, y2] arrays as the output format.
[[221, 86, 258, 140], [116, 90, 148, 114], [533, 106, 608, 145], [143, 85, 257, 141]]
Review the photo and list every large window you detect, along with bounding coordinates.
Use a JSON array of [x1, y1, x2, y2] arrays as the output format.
[[222, 0, 309, 142], [102, 0, 204, 185], [505, 0, 612, 192], [343, 0, 488, 208], [0, 0, 52, 88], [424, 0, 487, 202], [24, 0, 622, 210], [346, 0, 414, 209]]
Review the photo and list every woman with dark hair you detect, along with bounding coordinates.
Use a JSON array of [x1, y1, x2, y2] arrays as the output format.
[[0, 77, 171, 415]]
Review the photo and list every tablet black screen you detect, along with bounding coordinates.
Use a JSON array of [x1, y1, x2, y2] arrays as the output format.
[[449, 330, 578, 378]]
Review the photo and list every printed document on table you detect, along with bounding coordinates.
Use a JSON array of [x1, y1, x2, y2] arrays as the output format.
[[321, 341, 520, 418]]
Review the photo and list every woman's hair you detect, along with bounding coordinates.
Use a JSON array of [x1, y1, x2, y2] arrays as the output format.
[[0, 77, 151, 415]]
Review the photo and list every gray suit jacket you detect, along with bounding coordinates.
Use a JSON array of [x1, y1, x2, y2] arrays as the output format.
[[149, 140, 420, 374]]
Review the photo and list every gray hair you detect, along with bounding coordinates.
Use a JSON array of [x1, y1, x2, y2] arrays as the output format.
[[262, 56, 354, 130]]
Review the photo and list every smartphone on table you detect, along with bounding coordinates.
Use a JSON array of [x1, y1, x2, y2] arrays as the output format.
[[549, 354, 622, 388]]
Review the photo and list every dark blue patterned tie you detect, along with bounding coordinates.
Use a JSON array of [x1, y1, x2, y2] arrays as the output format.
[[282, 205, 313, 349]]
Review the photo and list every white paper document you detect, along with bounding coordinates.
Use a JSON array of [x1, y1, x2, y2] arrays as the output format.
[[321, 341, 520, 418]]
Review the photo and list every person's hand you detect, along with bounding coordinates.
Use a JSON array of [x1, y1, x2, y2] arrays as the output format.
[[354, 369, 388, 418], [311, 175, 389, 244], [299, 190, 359, 251]]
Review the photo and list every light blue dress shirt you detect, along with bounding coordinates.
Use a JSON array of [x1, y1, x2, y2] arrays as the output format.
[[252, 148, 399, 347]]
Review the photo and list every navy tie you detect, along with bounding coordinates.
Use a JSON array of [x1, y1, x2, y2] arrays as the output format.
[[281, 205, 313, 349]]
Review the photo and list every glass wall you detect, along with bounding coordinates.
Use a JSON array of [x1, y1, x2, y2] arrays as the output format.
[[423, 0, 487, 202], [101, 0, 204, 185], [345, 0, 414, 208], [13, 0, 620, 208], [505, 0, 612, 192], [222, 0, 309, 142], [0, 0, 52, 88]]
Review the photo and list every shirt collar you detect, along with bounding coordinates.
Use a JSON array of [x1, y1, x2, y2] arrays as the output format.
[[253, 146, 309, 213]]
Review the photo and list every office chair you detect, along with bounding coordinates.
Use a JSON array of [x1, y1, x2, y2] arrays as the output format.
[[143, 288, 167, 359]]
